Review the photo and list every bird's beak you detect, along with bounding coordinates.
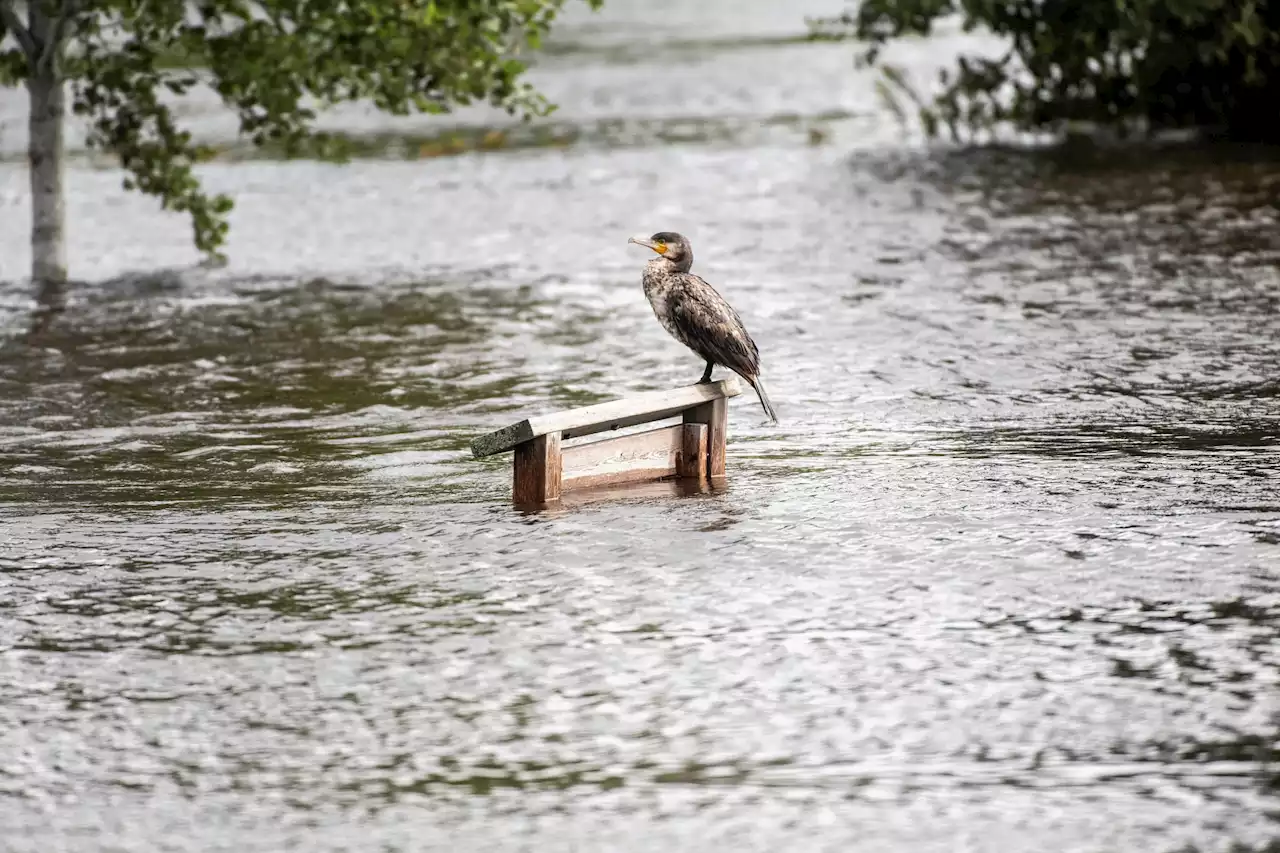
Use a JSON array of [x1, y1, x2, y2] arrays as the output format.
[[627, 236, 664, 254]]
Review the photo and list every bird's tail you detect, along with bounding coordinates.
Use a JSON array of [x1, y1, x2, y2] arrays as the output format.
[[749, 374, 779, 424]]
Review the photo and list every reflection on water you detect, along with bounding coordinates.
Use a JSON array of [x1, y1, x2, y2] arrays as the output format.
[[1, 2, 1278, 851]]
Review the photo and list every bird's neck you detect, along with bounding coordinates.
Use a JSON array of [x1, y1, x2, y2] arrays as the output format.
[[646, 256, 691, 275]]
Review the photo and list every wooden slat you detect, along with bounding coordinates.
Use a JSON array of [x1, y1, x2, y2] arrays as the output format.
[[471, 379, 741, 459], [558, 475, 724, 509], [513, 433, 561, 505], [561, 424, 689, 491]]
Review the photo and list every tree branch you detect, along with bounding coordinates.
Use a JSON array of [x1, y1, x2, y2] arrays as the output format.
[[0, 0, 39, 63], [39, 0, 80, 75]]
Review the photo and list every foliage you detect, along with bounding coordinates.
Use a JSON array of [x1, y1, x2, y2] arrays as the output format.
[[812, 0, 1280, 143], [1, 0, 601, 262]]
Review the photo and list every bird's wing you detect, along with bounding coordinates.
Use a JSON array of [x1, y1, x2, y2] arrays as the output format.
[[669, 275, 761, 378]]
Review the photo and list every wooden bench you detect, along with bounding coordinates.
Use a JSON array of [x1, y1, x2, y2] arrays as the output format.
[[471, 379, 742, 505]]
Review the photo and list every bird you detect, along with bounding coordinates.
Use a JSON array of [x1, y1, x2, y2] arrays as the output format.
[[627, 231, 778, 423]]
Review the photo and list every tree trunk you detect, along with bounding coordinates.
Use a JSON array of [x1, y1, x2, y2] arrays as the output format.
[[26, 6, 67, 285]]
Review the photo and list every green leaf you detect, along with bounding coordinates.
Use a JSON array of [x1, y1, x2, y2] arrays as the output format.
[[5, 0, 601, 263], [820, 0, 1280, 143]]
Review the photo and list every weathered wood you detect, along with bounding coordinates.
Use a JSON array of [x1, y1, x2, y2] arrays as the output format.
[[562, 425, 679, 490], [558, 475, 723, 509], [471, 379, 741, 459], [512, 433, 561, 505], [560, 423, 709, 492], [683, 396, 729, 479], [676, 422, 707, 480]]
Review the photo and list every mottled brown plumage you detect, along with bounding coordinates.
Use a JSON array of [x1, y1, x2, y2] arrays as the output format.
[[627, 231, 777, 422]]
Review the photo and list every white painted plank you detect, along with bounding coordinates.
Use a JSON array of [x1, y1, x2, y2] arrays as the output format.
[[561, 424, 683, 490], [471, 378, 741, 459]]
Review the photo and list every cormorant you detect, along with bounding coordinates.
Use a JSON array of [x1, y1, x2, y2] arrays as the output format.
[[628, 231, 778, 423]]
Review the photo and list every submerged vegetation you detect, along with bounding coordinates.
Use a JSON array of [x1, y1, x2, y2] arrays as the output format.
[[813, 0, 1280, 144], [1, 110, 849, 167]]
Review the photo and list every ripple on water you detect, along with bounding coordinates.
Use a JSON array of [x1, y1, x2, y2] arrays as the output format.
[[1, 5, 1280, 851]]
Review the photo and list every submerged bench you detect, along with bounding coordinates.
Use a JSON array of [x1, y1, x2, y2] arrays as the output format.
[[471, 379, 742, 505]]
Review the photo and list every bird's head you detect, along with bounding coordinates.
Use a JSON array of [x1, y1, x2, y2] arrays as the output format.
[[628, 231, 693, 272]]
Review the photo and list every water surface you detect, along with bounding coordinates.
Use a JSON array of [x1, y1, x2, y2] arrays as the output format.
[[1, 3, 1277, 851]]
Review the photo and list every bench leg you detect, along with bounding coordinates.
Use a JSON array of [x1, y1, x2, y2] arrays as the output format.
[[513, 433, 562, 505]]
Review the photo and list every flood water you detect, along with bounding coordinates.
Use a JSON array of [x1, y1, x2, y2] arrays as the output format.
[[1, 2, 1278, 851]]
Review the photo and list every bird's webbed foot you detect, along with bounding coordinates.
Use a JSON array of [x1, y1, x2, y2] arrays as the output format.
[[698, 361, 714, 384]]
